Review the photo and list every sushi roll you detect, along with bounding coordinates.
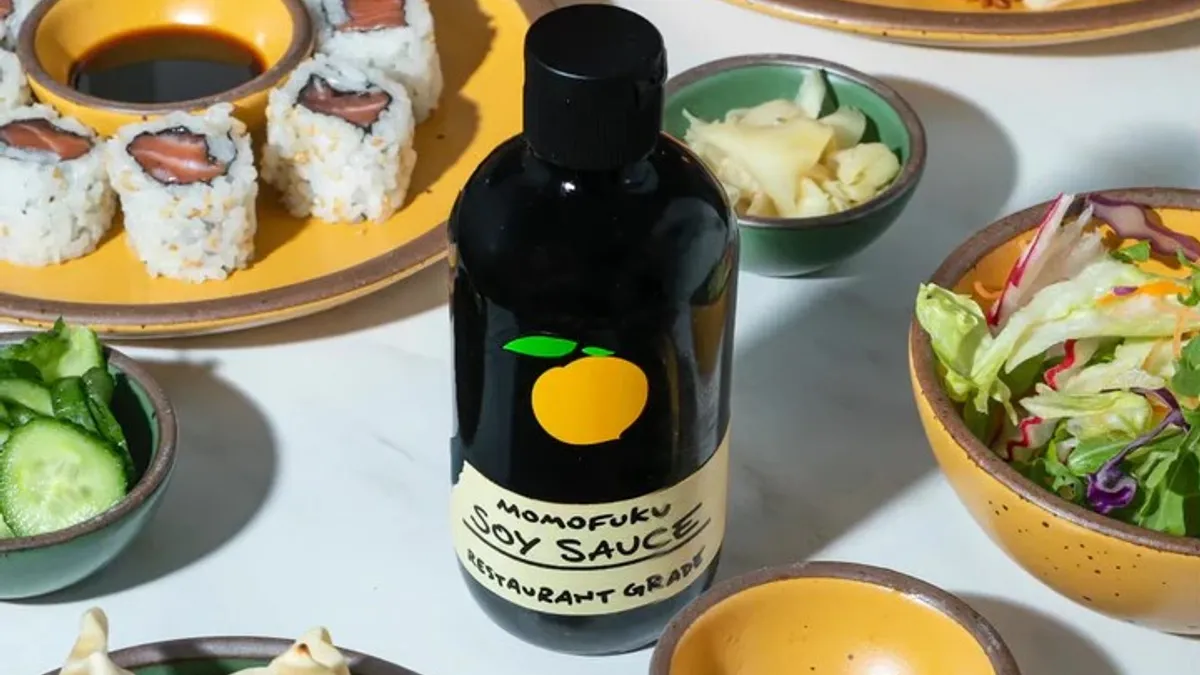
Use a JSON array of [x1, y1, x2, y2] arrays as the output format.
[[262, 55, 416, 224], [311, 0, 442, 122], [0, 105, 115, 266], [1, 0, 43, 50], [0, 49, 29, 110], [107, 103, 258, 282]]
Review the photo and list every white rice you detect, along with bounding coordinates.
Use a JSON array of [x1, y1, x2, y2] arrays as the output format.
[[0, 104, 114, 266], [313, 0, 442, 122], [0, 49, 29, 110], [1, 0, 44, 50], [262, 54, 416, 224], [107, 103, 258, 283]]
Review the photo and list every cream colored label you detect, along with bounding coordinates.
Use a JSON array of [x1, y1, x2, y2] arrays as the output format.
[[451, 432, 729, 616]]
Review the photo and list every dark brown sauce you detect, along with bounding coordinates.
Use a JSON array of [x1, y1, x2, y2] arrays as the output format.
[[70, 27, 266, 105]]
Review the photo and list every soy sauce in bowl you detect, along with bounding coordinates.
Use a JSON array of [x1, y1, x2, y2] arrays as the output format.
[[70, 26, 266, 104]]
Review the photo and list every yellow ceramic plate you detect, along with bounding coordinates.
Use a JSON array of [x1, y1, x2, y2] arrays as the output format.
[[0, 0, 553, 339], [725, 0, 1200, 47]]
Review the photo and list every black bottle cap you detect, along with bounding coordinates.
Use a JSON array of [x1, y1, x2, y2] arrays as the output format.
[[522, 4, 667, 172]]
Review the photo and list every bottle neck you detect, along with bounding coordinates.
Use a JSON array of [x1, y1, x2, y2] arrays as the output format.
[[522, 139, 657, 188]]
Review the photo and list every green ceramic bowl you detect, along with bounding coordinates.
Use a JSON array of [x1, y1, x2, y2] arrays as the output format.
[[39, 637, 420, 675], [665, 54, 927, 277], [0, 333, 177, 599]]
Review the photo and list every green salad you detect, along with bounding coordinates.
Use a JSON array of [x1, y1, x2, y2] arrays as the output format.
[[0, 321, 132, 539], [916, 193, 1200, 538]]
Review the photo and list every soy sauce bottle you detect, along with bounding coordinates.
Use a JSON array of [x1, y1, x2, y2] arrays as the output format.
[[448, 3, 737, 655]]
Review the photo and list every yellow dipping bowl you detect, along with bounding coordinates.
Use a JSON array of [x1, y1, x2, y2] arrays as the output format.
[[16, 0, 314, 137], [910, 187, 1200, 634], [650, 561, 1019, 675]]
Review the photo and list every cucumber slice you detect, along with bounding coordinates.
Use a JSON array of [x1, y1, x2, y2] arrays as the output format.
[[5, 403, 45, 427], [85, 398, 132, 482], [51, 377, 98, 434], [0, 514, 11, 538], [0, 401, 7, 422], [0, 379, 52, 416], [0, 423, 9, 447], [0, 419, 128, 537], [82, 367, 115, 407], [55, 325, 106, 380], [0, 359, 41, 382]]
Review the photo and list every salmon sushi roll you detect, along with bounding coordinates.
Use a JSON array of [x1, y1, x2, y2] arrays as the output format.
[[1, 0, 43, 50], [0, 105, 114, 266], [0, 50, 29, 110], [262, 55, 416, 224], [107, 103, 258, 282], [310, 0, 442, 122]]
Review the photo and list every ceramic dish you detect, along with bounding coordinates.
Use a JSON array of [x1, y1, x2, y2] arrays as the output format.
[[0, 333, 178, 599], [0, 0, 552, 338], [664, 54, 925, 277], [649, 561, 1020, 675], [910, 187, 1200, 634], [38, 636, 420, 675], [20, 0, 312, 136], [723, 0, 1200, 48]]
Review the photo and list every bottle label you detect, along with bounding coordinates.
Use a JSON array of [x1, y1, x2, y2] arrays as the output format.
[[450, 431, 729, 616]]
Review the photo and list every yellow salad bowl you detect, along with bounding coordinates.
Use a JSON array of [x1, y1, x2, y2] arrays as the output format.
[[649, 561, 1020, 675], [909, 187, 1200, 634], [17, 0, 314, 137]]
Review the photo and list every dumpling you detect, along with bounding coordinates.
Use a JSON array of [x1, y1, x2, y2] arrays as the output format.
[[233, 627, 352, 675], [59, 608, 134, 675]]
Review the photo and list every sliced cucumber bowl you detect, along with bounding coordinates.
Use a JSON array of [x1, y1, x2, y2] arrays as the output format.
[[0, 323, 177, 599]]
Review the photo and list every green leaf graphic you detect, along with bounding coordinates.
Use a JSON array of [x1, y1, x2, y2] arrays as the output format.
[[582, 346, 614, 357], [503, 335, 577, 358]]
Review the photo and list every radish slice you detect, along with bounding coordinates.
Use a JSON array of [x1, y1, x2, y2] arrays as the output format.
[[1086, 195, 1200, 261], [1002, 415, 1055, 462], [988, 194, 1076, 328]]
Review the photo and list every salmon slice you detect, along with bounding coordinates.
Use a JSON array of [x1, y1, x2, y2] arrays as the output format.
[[338, 0, 406, 31], [127, 128, 228, 185], [0, 0, 11, 20], [298, 76, 392, 129], [0, 118, 93, 160]]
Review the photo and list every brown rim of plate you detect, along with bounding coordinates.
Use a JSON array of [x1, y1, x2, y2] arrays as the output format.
[[0, 223, 447, 329], [910, 186, 1200, 558], [16, 0, 315, 117], [733, 0, 1200, 38], [664, 53, 927, 232], [649, 561, 1020, 675], [38, 636, 422, 675], [0, 333, 178, 553]]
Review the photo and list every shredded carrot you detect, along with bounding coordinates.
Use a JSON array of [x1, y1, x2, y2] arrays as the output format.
[[1097, 280, 1188, 306], [1172, 307, 1188, 358], [973, 281, 1001, 300]]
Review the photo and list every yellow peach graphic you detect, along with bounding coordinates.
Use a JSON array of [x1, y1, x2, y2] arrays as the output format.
[[531, 355, 648, 446]]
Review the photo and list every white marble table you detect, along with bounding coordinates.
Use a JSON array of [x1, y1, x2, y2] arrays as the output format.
[[7, 0, 1200, 672]]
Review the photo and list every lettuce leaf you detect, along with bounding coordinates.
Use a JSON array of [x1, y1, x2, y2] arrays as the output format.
[[1058, 338, 1167, 394], [968, 259, 1195, 414], [1020, 387, 1154, 441]]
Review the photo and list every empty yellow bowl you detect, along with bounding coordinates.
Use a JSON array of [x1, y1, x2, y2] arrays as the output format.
[[909, 187, 1200, 634], [17, 0, 313, 137], [649, 561, 1019, 675]]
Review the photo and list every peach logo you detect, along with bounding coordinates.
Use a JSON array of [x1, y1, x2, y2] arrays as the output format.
[[503, 335, 648, 446]]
